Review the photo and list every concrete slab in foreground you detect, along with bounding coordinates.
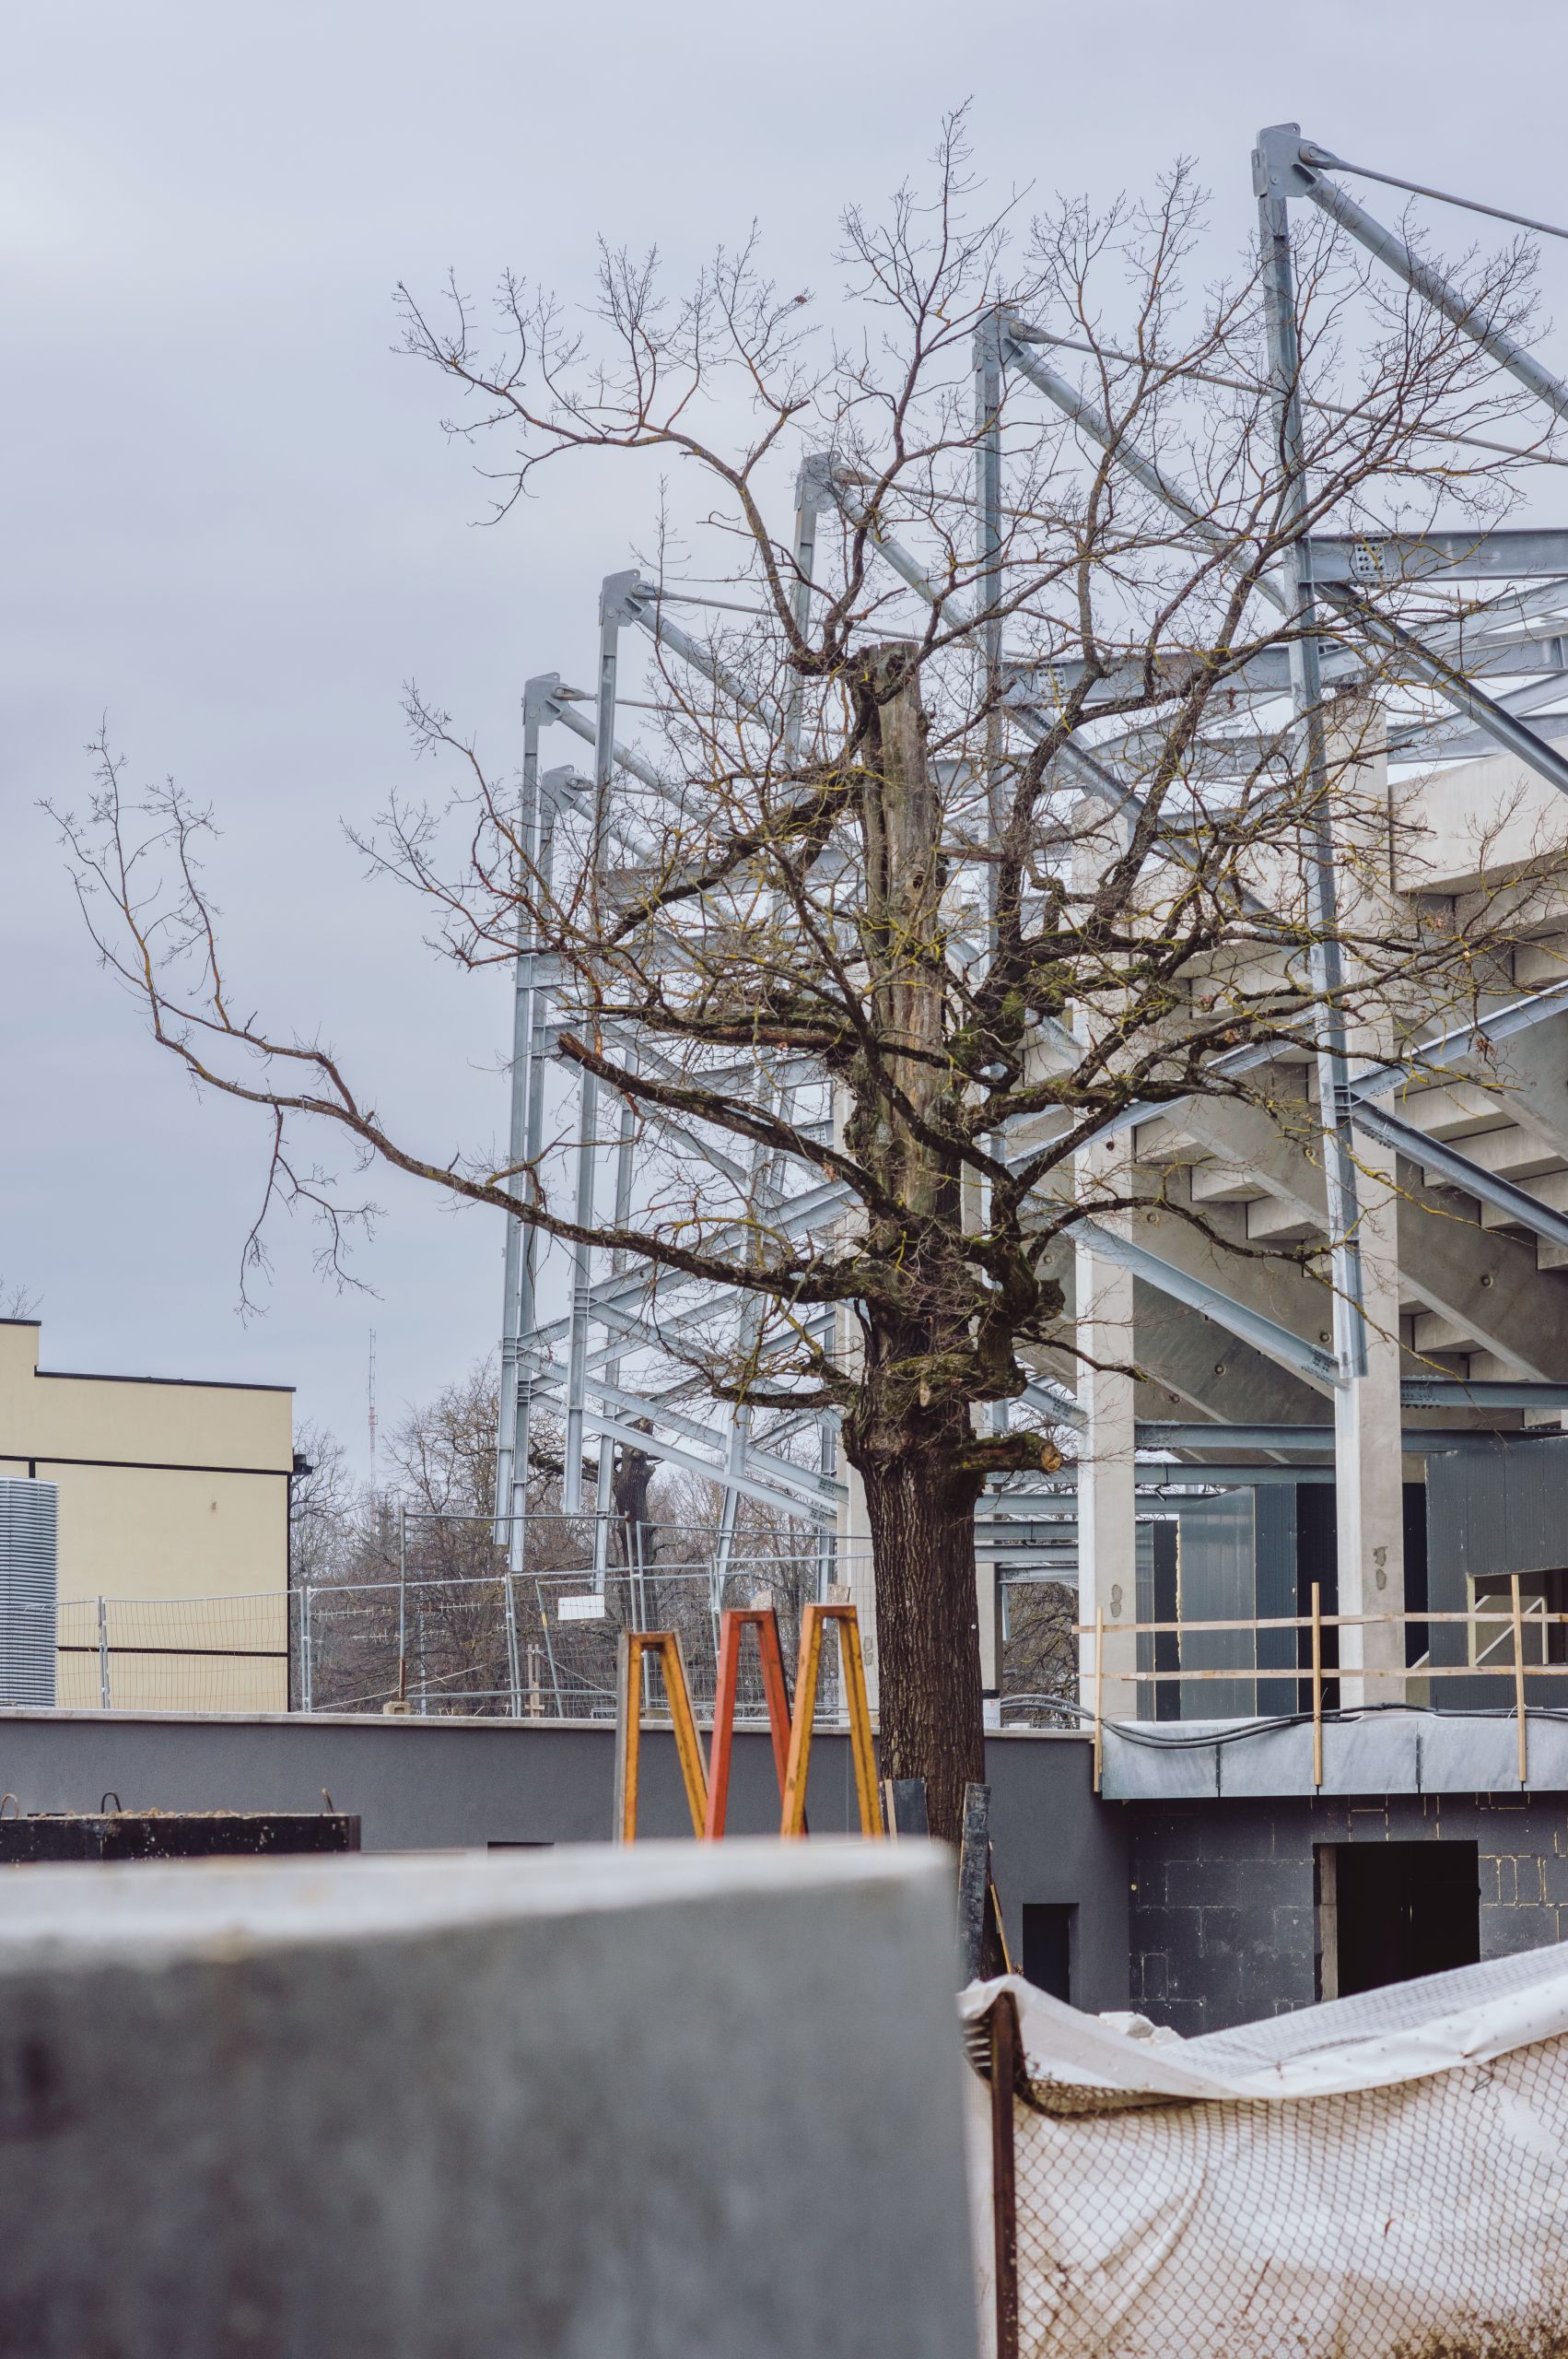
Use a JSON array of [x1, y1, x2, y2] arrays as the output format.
[[0, 1840, 977, 2359]]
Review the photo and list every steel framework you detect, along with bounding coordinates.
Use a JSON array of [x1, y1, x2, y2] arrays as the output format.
[[491, 123, 1568, 1700]]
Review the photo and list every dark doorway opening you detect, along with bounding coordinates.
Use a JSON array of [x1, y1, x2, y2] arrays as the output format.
[[1318, 1841, 1479, 1999], [1021, 1903, 1075, 2002], [1151, 1522, 1180, 1722], [1402, 1482, 1430, 1666], [1295, 1485, 1340, 1711]]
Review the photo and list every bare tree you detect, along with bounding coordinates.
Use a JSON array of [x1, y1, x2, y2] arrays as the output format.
[[1001, 1583, 1079, 1730], [53, 125, 1562, 1833], [288, 1418, 355, 1587]]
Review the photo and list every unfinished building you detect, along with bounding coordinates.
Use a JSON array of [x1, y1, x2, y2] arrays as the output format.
[[477, 123, 1568, 2019]]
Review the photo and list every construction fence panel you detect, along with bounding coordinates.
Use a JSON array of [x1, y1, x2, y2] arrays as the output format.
[[50, 1547, 1086, 1722], [56, 1593, 289, 1714], [299, 1558, 854, 1723]]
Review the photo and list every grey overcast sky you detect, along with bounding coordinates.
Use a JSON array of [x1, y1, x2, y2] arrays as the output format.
[[6, 0, 1568, 1471]]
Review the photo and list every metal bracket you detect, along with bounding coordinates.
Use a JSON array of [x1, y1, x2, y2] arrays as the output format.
[[1252, 120, 1316, 203]]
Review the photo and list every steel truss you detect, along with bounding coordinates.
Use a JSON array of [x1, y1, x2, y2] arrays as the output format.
[[492, 121, 1568, 1624]]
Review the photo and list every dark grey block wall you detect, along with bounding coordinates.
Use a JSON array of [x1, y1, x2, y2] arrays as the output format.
[[1128, 1790, 1568, 2035], [0, 1714, 1132, 2013], [989, 1732, 1129, 2012]]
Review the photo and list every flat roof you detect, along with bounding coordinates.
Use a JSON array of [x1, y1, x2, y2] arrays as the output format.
[[34, 1369, 295, 1395]]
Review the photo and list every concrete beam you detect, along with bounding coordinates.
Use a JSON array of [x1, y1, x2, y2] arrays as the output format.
[[1127, 1286, 1328, 1428], [1136, 1086, 1568, 1379], [1039, 1235, 1322, 1428], [1395, 1169, 1568, 1378], [1485, 1015, 1568, 1161]]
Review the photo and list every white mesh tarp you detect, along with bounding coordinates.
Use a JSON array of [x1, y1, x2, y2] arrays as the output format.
[[963, 1944, 1568, 2358]]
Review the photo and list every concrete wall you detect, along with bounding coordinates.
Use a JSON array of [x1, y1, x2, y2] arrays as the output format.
[[0, 1320, 293, 1712], [0, 1845, 978, 2358], [0, 1711, 1133, 2012], [1129, 1790, 1568, 2035]]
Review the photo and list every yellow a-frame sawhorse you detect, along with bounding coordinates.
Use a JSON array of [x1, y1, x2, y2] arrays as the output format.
[[779, 1602, 882, 1838], [612, 1629, 708, 1842]]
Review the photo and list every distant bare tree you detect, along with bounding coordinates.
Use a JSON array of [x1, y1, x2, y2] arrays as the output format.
[[1001, 1583, 1078, 1727], [288, 1418, 355, 1587]]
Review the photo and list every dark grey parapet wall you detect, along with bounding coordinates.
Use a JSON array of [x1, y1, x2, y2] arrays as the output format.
[[0, 1713, 1132, 2013], [1129, 1790, 1568, 2036]]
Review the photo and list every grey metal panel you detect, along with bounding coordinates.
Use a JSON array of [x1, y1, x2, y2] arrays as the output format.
[[1253, 1485, 1298, 1715], [1416, 1715, 1528, 1793], [1176, 1493, 1257, 1718], [0, 1481, 56, 1708], [1422, 1446, 1568, 1708], [1216, 1719, 1315, 1794], [1428, 1435, 1568, 1584], [1320, 1714, 1422, 1796], [1133, 1523, 1156, 1711], [1098, 1725, 1221, 1800]]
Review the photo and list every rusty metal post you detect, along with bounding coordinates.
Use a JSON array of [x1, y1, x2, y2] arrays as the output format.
[[989, 1993, 1020, 2359]]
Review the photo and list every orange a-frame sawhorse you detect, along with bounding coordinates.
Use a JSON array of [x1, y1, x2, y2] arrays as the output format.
[[703, 1605, 794, 1839]]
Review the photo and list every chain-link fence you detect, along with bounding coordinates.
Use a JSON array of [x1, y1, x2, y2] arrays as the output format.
[[294, 1508, 840, 1719]]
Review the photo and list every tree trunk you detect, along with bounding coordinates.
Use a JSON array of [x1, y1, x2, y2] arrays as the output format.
[[855, 1416, 987, 1847], [613, 1431, 654, 1572], [846, 642, 989, 1847]]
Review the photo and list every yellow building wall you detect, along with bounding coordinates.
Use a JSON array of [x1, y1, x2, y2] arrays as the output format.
[[0, 1320, 293, 1713]]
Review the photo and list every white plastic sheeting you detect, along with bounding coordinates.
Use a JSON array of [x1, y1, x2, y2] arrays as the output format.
[[964, 1944, 1568, 2357]]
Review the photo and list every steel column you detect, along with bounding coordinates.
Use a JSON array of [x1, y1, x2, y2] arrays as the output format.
[[562, 581, 625, 1515], [1256, 125, 1368, 1381]]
